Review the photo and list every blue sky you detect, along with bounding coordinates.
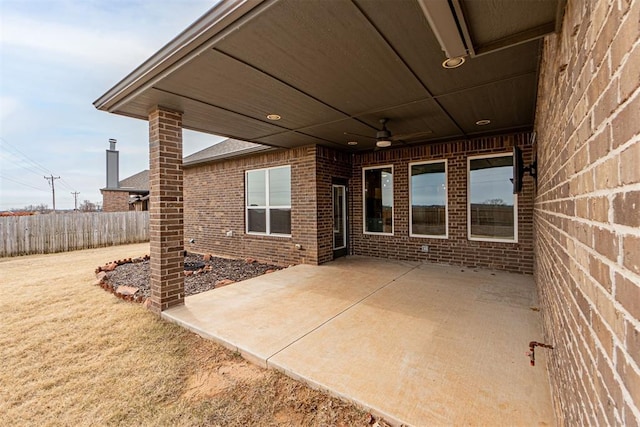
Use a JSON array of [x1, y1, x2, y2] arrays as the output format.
[[0, 0, 223, 210]]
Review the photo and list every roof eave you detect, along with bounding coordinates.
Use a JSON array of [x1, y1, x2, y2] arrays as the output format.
[[93, 0, 264, 112], [100, 188, 149, 194], [183, 146, 278, 167]]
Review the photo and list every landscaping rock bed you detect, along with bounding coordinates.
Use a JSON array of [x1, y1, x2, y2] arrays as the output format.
[[95, 253, 283, 302]]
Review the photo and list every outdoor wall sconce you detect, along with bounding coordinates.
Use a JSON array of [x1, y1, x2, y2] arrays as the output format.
[[512, 132, 539, 193]]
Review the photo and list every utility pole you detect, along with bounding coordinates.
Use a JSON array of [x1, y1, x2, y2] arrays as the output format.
[[71, 191, 80, 211], [44, 175, 61, 212]]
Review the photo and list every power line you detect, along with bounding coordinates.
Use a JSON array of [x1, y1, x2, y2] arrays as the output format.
[[0, 174, 50, 192], [0, 137, 53, 176], [0, 151, 48, 179], [59, 177, 78, 192], [1, 137, 78, 193]]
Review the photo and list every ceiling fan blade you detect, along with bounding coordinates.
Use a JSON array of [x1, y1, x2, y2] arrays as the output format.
[[391, 130, 433, 141], [344, 131, 375, 140]]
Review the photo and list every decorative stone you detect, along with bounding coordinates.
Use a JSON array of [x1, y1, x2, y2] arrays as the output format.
[[215, 279, 235, 288], [103, 262, 118, 272], [116, 285, 138, 296]]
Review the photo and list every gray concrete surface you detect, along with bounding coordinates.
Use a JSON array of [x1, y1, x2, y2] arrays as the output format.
[[163, 256, 554, 426]]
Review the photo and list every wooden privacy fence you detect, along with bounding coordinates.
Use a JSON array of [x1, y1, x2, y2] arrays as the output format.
[[0, 211, 149, 257]]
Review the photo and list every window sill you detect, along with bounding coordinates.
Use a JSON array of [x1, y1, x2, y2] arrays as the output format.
[[468, 236, 518, 243], [410, 233, 448, 239], [246, 232, 292, 238]]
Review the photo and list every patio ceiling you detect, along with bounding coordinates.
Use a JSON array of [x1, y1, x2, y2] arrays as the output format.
[[95, 0, 564, 151]]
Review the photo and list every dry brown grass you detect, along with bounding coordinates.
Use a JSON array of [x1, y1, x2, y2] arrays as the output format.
[[0, 244, 375, 426]]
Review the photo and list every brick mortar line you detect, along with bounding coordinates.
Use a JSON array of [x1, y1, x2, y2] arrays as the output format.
[[536, 214, 640, 331], [536, 216, 640, 338], [535, 210, 640, 289], [536, 225, 633, 423], [540, 281, 605, 422], [537, 235, 613, 422], [265, 263, 422, 363], [536, 130, 639, 200], [536, 2, 640, 422], [535, 180, 640, 201], [582, 3, 637, 122], [536, 39, 640, 194], [558, 2, 638, 143], [534, 208, 640, 238], [567, 1, 611, 110]]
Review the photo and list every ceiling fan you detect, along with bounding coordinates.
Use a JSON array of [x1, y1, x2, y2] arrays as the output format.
[[345, 118, 432, 149]]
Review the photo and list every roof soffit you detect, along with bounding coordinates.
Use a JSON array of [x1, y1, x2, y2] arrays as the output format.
[[96, 0, 562, 151]]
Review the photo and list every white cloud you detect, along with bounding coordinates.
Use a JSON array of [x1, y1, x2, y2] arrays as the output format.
[[0, 0, 219, 210], [0, 96, 20, 121], [0, 14, 152, 70]]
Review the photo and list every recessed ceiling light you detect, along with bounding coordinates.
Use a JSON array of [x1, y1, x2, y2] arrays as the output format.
[[475, 119, 491, 126], [442, 56, 465, 69], [347, 141, 358, 146], [266, 114, 281, 121]]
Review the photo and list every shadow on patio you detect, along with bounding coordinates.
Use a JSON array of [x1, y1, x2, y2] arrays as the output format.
[[163, 256, 554, 426]]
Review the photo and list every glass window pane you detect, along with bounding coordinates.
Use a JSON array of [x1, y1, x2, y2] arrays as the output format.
[[247, 170, 266, 206], [269, 167, 291, 206], [411, 162, 446, 236], [364, 167, 393, 233], [247, 208, 266, 233], [469, 156, 515, 240], [270, 208, 291, 234]]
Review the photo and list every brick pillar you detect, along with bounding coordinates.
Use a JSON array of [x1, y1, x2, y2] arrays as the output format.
[[148, 107, 184, 313]]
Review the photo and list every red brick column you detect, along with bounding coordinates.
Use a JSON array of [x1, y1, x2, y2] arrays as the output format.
[[148, 107, 184, 313]]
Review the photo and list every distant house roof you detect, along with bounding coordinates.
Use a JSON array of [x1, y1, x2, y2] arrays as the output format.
[[103, 139, 271, 194], [183, 138, 271, 166], [119, 170, 149, 192]]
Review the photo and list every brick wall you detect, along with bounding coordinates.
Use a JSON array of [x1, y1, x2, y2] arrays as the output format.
[[351, 133, 535, 273], [534, 0, 639, 424], [101, 190, 130, 212], [315, 146, 352, 264], [184, 146, 318, 266], [185, 134, 534, 273]]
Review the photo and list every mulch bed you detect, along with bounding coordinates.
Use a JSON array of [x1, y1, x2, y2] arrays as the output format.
[[95, 253, 283, 302]]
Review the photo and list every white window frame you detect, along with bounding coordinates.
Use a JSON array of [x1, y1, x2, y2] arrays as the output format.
[[245, 165, 291, 237], [467, 153, 518, 243], [332, 184, 347, 250], [409, 159, 448, 239], [362, 165, 394, 236]]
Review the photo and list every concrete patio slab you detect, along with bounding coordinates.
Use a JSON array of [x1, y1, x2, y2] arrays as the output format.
[[163, 257, 418, 366], [163, 257, 554, 426]]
